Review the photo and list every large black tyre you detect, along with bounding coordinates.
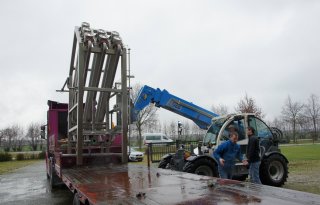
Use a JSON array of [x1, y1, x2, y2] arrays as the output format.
[[49, 163, 56, 189], [49, 162, 61, 189], [183, 158, 218, 177], [158, 156, 172, 169], [260, 154, 288, 187]]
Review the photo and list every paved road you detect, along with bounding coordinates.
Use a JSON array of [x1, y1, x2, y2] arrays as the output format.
[[0, 161, 73, 205]]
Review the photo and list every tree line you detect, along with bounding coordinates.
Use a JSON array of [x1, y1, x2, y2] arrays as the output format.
[[0, 123, 43, 152], [1, 85, 318, 151]]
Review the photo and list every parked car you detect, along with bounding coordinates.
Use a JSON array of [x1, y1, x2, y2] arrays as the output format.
[[128, 146, 144, 162], [143, 133, 173, 145]]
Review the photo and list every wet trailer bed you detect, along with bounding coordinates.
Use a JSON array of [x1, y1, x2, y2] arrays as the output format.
[[62, 164, 320, 205]]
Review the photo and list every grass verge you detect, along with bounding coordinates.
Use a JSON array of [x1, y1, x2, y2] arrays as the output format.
[[0, 160, 42, 175], [281, 144, 320, 194]]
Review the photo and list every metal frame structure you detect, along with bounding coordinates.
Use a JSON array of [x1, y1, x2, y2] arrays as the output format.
[[67, 22, 128, 165]]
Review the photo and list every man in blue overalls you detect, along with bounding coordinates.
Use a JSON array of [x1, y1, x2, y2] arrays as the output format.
[[214, 132, 248, 179]]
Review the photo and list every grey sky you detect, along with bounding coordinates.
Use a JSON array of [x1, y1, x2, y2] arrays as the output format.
[[0, 0, 319, 129]]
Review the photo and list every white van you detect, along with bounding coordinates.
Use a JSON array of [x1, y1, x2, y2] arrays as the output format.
[[143, 133, 173, 144]]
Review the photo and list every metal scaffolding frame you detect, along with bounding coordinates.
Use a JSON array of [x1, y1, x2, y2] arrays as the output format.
[[67, 23, 128, 165]]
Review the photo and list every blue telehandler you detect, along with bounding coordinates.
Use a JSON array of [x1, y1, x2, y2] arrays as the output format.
[[133, 85, 288, 187]]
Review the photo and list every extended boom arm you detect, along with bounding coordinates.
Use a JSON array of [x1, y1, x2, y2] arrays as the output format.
[[133, 85, 218, 129]]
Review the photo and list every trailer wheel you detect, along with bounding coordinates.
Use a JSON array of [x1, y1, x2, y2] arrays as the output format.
[[260, 154, 288, 187], [183, 158, 218, 177], [49, 163, 55, 189], [73, 193, 81, 205], [158, 156, 172, 169], [49, 162, 60, 189]]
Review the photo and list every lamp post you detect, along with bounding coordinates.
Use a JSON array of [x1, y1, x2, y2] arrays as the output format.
[[127, 47, 135, 150]]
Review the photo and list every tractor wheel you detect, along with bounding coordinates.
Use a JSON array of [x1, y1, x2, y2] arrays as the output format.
[[260, 154, 288, 187], [158, 156, 172, 169], [183, 158, 218, 177]]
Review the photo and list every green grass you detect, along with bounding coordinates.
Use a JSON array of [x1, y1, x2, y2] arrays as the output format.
[[280, 144, 320, 194], [281, 144, 320, 161], [0, 160, 42, 175]]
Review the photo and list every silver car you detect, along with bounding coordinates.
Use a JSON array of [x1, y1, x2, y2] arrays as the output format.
[[128, 146, 144, 162]]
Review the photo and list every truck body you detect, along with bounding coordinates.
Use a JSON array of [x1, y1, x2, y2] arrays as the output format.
[[133, 85, 289, 187], [42, 23, 320, 204]]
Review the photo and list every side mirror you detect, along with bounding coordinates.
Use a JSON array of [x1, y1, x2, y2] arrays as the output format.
[[40, 125, 46, 139]]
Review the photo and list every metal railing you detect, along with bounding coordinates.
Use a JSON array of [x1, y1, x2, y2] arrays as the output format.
[[147, 140, 200, 163]]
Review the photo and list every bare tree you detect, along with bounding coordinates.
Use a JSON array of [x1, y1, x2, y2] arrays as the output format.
[[304, 94, 320, 143], [281, 96, 304, 143], [271, 117, 290, 143], [0, 129, 4, 147], [144, 115, 159, 133], [235, 93, 264, 118], [162, 122, 169, 136], [183, 121, 190, 136], [211, 104, 229, 115], [169, 120, 176, 139], [11, 125, 24, 152], [131, 84, 159, 149], [26, 123, 41, 151], [296, 115, 309, 140], [190, 123, 206, 141], [2, 125, 21, 152]]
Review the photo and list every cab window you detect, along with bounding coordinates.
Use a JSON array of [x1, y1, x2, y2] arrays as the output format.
[[248, 116, 272, 138], [203, 117, 227, 145], [222, 118, 246, 141]]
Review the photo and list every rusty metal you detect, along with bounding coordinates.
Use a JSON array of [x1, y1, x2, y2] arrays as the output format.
[[62, 164, 320, 205]]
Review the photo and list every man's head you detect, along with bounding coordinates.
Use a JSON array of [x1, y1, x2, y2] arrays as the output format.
[[247, 126, 255, 136], [228, 124, 238, 132], [229, 132, 239, 143]]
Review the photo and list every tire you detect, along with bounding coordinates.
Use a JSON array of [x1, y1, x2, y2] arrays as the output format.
[[73, 193, 81, 205], [183, 158, 218, 177], [260, 154, 288, 187], [49, 163, 56, 189], [158, 156, 172, 169], [49, 162, 61, 189]]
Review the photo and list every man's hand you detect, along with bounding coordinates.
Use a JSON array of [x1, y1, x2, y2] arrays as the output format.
[[242, 159, 248, 166], [219, 158, 225, 166]]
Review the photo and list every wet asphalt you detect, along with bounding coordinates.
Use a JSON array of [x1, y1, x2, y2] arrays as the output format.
[[0, 161, 73, 205]]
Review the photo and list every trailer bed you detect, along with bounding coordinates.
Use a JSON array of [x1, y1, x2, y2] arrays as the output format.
[[61, 164, 320, 205]]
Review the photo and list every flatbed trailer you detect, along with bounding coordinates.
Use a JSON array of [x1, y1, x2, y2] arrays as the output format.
[[58, 164, 320, 205]]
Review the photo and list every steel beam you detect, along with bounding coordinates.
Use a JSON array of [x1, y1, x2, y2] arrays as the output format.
[[121, 48, 128, 163]]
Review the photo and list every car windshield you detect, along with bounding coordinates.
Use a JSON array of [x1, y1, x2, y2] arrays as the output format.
[[128, 147, 137, 153], [203, 117, 227, 145]]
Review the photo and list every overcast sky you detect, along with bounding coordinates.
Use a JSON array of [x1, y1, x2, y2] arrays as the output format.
[[0, 0, 319, 129]]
